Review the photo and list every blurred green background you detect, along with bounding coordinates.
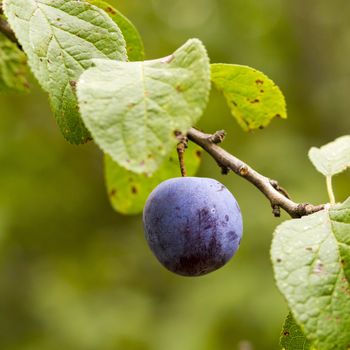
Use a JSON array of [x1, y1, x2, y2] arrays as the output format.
[[0, 0, 349, 349]]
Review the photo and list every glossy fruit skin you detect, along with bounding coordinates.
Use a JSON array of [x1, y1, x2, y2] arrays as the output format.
[[143, 177, 243, 276]]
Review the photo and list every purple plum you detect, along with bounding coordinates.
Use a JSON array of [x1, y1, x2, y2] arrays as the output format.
[[143, 177, 243, 276]]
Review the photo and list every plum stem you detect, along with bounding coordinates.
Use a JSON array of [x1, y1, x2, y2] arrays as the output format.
[[175, 132, 188, 177], [187, 127, 325, 218]]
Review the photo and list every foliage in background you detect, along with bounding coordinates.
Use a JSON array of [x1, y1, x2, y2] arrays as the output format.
[[0, 33, 29, 92]]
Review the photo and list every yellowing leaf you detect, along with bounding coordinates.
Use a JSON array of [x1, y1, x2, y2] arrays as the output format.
[[211, 64, 286, 131]]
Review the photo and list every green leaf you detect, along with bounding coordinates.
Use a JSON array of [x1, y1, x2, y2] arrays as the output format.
[[86, 0, 144, 61], [77, 38, 210, 174], [272, 198, 350, 350], [280, 313, 312, 350], [211, 64, 287, 131], [308, 135, 350, 177], [330, 197, 350, 282], [105, 143, 202, 215], [0, 33, 29, 93], [4, 0, 127, 144]]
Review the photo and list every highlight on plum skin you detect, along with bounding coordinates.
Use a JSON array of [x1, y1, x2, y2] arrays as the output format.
[[142, 177, 243, 276]]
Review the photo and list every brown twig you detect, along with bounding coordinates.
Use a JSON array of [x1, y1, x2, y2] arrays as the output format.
[[0, 3, 21, 48], [0, 13, 21, 48], [187, 127, 325, 218], [208, 129, 226, 144]]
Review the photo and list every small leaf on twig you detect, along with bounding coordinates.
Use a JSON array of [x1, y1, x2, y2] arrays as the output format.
[[309, 135, 350, 177]]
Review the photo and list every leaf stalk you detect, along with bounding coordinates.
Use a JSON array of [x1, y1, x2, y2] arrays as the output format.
[[326, 176, 336, 205]]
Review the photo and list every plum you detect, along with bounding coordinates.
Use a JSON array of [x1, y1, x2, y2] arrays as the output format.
[[143, 177, 243, 276]]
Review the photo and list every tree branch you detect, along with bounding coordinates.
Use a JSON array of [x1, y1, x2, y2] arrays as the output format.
[[187, 127, 325, 218], [0, 5, 21, 48], [0, 1, 325, 219]]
